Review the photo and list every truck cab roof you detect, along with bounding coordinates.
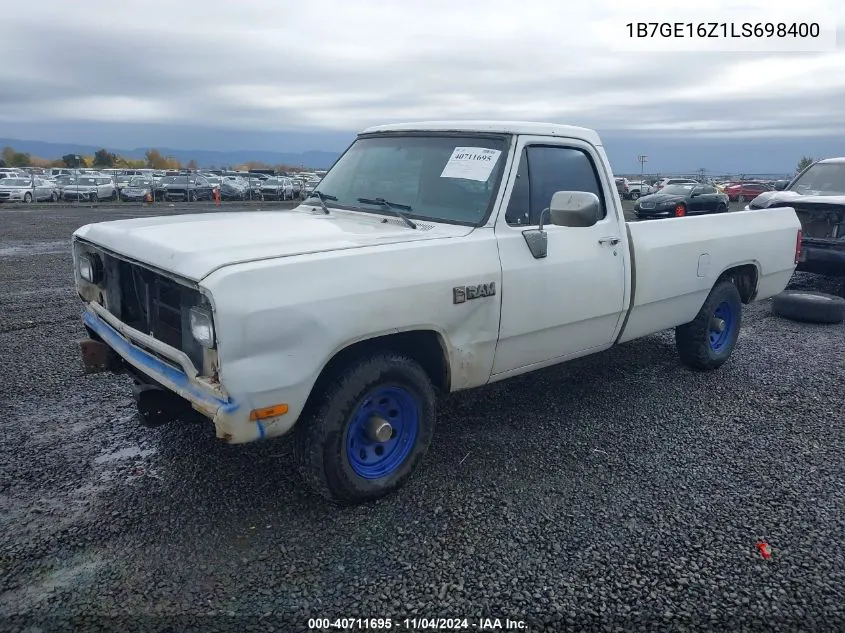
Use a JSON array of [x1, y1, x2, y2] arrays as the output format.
[[360, 120, 602, 146]]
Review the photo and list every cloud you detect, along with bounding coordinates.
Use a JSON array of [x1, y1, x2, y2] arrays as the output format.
[[0, 0, 843, 141]]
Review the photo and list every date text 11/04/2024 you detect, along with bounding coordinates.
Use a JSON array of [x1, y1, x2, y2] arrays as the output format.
[[625, 22, 820, 38], [307, 617, 528, 630]]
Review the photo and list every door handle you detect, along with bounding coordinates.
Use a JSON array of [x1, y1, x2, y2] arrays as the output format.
[[598, 237, 621, 246]]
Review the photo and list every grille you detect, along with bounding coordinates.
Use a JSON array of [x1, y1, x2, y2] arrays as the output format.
[[104, 255, 205, 371]]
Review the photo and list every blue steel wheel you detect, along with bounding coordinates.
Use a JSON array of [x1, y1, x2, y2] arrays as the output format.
[[708, 300, 735, 353], [346, 386, 420, 479], [676, 280, 742, 371], [293, 352, 436, 504]]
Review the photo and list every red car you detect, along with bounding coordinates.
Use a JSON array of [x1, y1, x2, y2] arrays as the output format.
[[722, 181, 773, 202]]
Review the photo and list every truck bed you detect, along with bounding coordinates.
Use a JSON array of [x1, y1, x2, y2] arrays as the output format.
[[618, 207, 801, 343]]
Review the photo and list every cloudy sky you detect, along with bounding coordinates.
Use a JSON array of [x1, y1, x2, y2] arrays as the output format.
[[1, 0, 844, 172]]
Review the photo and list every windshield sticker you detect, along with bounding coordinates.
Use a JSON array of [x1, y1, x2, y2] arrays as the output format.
[[440, 147, 502, 182]]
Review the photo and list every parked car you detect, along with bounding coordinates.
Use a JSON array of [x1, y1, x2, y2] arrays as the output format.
[[655, 177, 698, 192], [615, 177, 629, 198], [626, 181, 653, 199], [0, 177, 59, 203], [62, 176, 117, 202], [722, 181, 774, 202], [73, 120, 801, 504], [748, 157, 845, 276], [634, 183, 729, 218], [260, 177, 294, 200], [120, 177, 154, 202], [153, 175, 215, 202], [218, 180, 247, 201], [289, 178, 303, 199]]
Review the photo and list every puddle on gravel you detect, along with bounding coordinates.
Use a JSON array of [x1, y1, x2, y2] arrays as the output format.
[[0, 552, 107, 610], [0, 240, 70, 257], [93, 445, 158, 464]]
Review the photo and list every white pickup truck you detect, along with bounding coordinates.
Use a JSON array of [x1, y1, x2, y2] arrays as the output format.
[[73, 121, 802, 504]]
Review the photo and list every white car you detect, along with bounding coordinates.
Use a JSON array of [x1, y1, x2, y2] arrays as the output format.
[[626, 181, 654, 199], [0, 177, 59, 203], [72, 120, 802, 504], [62, 176, 117, 202], [655, 177, 698, 192]]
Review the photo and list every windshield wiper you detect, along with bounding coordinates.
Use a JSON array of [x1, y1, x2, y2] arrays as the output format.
[[357, 197, 417, 229], [305, 190, 337, 214]]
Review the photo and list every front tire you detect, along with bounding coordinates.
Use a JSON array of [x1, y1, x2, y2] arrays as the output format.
[[23, 192, 32, 203], [630, 191, 640, 200], [717, 203, 728, 213], [675, 280, 742, 371], [293, 352, 436, 504]]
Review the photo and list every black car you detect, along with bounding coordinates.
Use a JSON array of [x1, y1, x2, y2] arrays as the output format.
[[218, 181, 246, 201], [120, 177, 154, 202], [153, 175, 215, 202], [748, 157, 845, 276], [634, 183, 729, 218]]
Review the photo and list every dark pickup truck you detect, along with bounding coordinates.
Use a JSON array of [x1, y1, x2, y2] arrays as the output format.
[[749, 157, 845, 276]]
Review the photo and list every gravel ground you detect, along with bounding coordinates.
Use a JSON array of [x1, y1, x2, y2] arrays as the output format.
[[1, 203, 843, 633]]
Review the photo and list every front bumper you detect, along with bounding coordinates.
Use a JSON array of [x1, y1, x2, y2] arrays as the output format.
[[634, 208, 671, 218], [63, 191, 96, 201], [80, 302, 266, 443]]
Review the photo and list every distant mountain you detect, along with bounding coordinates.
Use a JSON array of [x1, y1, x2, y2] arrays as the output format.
[[0, 137, 341, 169]]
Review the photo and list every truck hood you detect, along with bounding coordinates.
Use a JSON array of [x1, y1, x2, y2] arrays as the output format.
[[73, 207, 473, 281], [749, 190, 845, 209]]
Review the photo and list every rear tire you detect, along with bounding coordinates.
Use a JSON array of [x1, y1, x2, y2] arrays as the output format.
[[675, 280, 742, 371], [110, 190, 117, 201], [717, 203, 728, 213], [630, 191, 640, 200], [738, 195, 747, 203], [293, 352, 436, 504]]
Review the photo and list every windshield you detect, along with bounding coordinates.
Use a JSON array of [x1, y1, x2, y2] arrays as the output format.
[[76, 178, 98, 186], [160, 176, 189, 184], [1, 178, 30, 186], [263, 178, 281, 185], [790, 162, 845, 196], [660, 184, 695, 195], [314, 134, 509, 225], [128, 177, 151, 186]]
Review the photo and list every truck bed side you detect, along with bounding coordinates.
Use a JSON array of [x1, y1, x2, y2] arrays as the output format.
[[618, 207, 800, 343]]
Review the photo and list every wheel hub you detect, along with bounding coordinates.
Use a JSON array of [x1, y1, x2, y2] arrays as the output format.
[[366, 415, 393, 443], [710, 317, 726, 333]]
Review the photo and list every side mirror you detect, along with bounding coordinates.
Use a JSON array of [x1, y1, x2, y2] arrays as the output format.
[[774, 180, 789, 191], [548, 191, 602, 227], [690, 191, 701, 197]]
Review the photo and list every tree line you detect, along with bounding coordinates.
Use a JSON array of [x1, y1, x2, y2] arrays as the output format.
[[0, 145, 305, 173]]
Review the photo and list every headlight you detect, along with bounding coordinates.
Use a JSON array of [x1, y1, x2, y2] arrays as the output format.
[[189, 306, 215, 348], [79, 253, 103, 283]]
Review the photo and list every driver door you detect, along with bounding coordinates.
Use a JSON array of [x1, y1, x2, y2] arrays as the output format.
[[491, 138, 628, 376]]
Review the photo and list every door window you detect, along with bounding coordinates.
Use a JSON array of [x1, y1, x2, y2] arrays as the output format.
[[505, 145, 606, 226]]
